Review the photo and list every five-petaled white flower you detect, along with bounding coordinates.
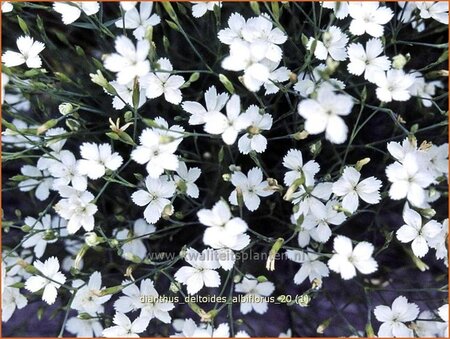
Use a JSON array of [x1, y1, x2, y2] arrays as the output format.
[[53, 2, 99, 25], [48, 150, 87, 191], [286, 249, 329, 286], [114, 279, 174, 323], [416, 2, 449, 25], [65, 317, 103, 338], [374, 296, 419, 337], [72, 271, 111, 315], [131, 176, 176, 224], [77, 142, 123, 180], [2, 276, 28, 322], [115, 2, 160, 40], [235, 274, 275, 314], [328, 235, 378, 280], [54, 186, 98, 234], [203, 94, 250, 145], [104, 35, 150, 85], [198, 200, 250, 251], [2, 35, 45, 68], [298, 87, 354, 144], [102, 312, 150, 338], [131, 127, 181, 178], [229, 167, 274, 211], [396, 204, 442, 258], [374, 69, 415, 102], [348, 2, 394, 37], [142, 58, 185, 105], [25, 256, 66, 305], [283, 149, 320, 187], [347, 38, 391, 82], [238, 105, 272, 154], [332, 166, 382, 213], [174, 161, 201, 198], [307, 26, 348, 61], [182, 86, 229, 125], [174, 248, 221, 295]]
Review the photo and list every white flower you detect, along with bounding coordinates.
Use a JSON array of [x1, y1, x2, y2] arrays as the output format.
[[114, 279, 174, 323], [21, 215, 59, 258], [286, 249, 329, 285], [321, 2, 349, 19], [131, 127, 181, 178], [218, 13, 246, 45], [298, 87, 354, 144], [229, 167, 274, 211], [396, 204, 442, 258], [301, 200, 346, 243], [416, 2, 448, 24], [48, 150, 88, 191], [53, 2, 99, 25], [294, 64, 345, 98], [235, 274, 275, 314], [174, 162, 201, 198], [408, 71, 443, 107], [181, 86, 229, 125], [131, 176, 176, 224], [54, 186, 98, 234], [332, 166, 382, 213], [374, 69, 415, 102], [191, 2, 221, 18], [307, 26, 348, 61], [328, 235, 378, 280], [348, 2, 393, 37], [374, 296, 419, 337], [2, 119, 39, 149], [171, 318, 230, 337], [203, 94, 250, 145], [347, 38, 390, 82], [238, 105, 272, 154], [104, 35, 150, 85], [282, 149, 320, 187], [415, 310, 446, 337], [18, 165, 52, 201], [25, 256, 66, 305], [198, 200, 250, 251], [2, 276, 28, 322], [2, 35, 45, 68], [72, 271, 111, 315], [115, 219, 155, 260], [77, 142, 123, 180], [174, 248, 221, 295], [142, 58, 184, 105], [2, 1, 13, 12], [263, 62, 291, 95], [115, 2, 160, 40], [386, 153, 434, 207], [102, 312, 150, 338], [65, 317, 103, 337], [292, 182, 333, 220], [240, 14, 287, 63]]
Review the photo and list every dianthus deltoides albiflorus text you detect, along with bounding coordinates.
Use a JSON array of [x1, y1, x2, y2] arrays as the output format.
[[1, 1, 448, 337]]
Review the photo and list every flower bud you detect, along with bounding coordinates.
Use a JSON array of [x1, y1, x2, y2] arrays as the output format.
[[392, 53, 410, 69], [58, 103, 74, 115], [292, 130, 309, 140], [162, 204, 174, 220], [84, 232, 102, 247], [266, 238, 284, 271]]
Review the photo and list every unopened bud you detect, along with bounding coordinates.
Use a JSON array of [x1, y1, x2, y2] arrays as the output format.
[[355, 158, 371, 171], [162, 204, 174, 220], [392, 53, 410, 70], [84, 232, 102, 247], [58, 103, 74, 115], [292, 130, 309, 140], [317, 319, 331, 334], [266, 238, 284, 271]]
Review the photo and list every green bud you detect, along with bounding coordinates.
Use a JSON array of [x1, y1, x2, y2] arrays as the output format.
[[99, 285, 123, 296], [249, 1, 260, 15], [256, 275, 268, 283], [77, 313, 92, 320], [17, 15, 30, 35], [124, 111, 133, 122], [165, 19, 180, 31], [75, 45, 85, 57], [21, 224, 32, 232], [219, 74, 235, 94], [37, 119, 58, 135], [188, 72, 200, 83], [58, 103, 74, 115], [66, 118, 80, 132], [42, 230, 57, 241], [161, 2, 178, 21]]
